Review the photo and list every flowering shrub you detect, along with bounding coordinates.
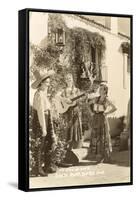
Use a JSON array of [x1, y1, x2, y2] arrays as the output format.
[[29, 106, 68, 176]]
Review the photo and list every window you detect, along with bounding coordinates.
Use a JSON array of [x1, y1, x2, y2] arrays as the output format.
[[55, 28, 65, 46], [91, 48, 107, 82], [80, 46, 107, 83]]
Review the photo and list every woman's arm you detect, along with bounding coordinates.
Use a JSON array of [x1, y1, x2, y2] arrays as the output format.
[[88, 97, 96, 105], [104, 99, 117, 116]]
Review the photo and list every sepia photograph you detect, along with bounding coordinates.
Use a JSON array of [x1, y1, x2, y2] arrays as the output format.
[[28, 10, 132, 189]]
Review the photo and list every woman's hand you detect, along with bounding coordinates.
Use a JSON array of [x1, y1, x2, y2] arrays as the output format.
[[42, 130, 47, 137], [104, 112, 108, 117], [65, 98, 73, 104], [105, 99, 117, 115]]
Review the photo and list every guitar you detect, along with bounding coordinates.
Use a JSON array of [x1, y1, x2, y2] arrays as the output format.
[[55, 93, 86, 114], [54, 62, 97, 114]]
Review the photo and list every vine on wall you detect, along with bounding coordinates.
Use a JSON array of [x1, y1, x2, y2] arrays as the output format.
[[121, 42, 130, 54], [68, 27, 106, 89]]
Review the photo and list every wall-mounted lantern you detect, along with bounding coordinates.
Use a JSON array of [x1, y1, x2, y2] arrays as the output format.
[[55, 28, 66, 47]]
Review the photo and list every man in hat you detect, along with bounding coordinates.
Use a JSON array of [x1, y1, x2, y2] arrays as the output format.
[[31, 69, 57, 176]]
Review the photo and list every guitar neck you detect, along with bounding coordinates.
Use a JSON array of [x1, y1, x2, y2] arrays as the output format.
[[71, 93, 85, 102]]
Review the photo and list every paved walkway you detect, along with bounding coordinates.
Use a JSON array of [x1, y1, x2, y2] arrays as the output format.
[[30, 150, 130, 189]]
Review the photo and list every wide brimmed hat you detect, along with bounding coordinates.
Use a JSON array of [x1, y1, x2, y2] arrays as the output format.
[[31, 69, 55, 89]]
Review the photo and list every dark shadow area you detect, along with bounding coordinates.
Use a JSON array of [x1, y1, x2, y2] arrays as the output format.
[[77, 161, 98, 166], [110, 151, 130, 167], [8, 182, 18, 189], [82, 150, 130, 167]]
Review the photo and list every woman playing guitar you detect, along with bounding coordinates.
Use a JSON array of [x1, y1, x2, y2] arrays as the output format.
[[59, 73, 83, 151]]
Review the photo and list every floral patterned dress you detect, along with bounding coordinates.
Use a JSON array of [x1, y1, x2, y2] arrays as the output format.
[[89, 96, 112, 161], [61, 87, 83, 149]]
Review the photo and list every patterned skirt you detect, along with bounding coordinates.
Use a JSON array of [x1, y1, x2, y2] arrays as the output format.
[[89, 113, 112, 159], [63, 106, 83, 149]]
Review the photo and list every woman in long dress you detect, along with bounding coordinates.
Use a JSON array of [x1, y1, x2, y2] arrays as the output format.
[[62, 74, 83, 150], [54, 74, 83, 166], [88, 84, 117, 163]]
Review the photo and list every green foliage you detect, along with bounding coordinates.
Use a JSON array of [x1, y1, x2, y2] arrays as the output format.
[[29, 106, 36, 175], [67, 28, 106, 89], [48, 13, 68, 33], [30, 43, 60, 72], [30, 43, 70, 97], [29, 105, 68, 175], [70, 27, 106, 51]]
